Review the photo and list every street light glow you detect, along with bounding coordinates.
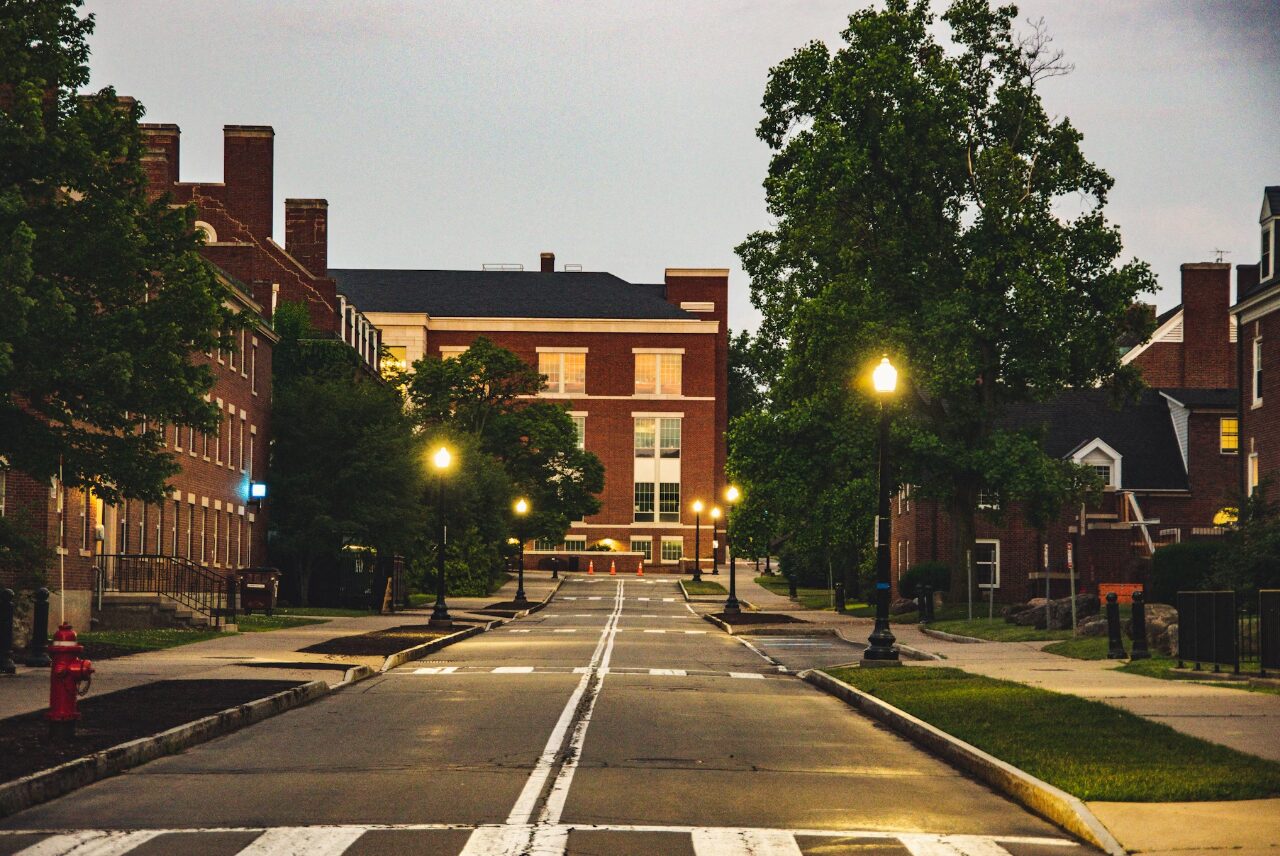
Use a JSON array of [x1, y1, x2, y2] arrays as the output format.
[[711, 506, 721, 520], [432, 446, 452, 471], [725, 485, 740, 504], [692, 499, 704, 513], [872, 356, 898, 394], [514, 497, 529, 515]]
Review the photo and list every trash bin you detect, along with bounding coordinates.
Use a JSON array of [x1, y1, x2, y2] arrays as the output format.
[[237, 568, 281, 616]]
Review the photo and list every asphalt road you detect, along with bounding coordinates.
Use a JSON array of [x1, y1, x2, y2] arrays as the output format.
[[0, 577, 1095, 855]]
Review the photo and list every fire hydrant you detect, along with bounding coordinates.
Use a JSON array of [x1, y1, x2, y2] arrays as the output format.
[[47, 623, 93, 740]]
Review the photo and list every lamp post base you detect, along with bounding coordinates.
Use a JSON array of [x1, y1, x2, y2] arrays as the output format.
[[858, 657, 903, 668]]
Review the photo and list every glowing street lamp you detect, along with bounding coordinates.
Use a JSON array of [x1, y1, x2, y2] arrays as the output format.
[[710, 506, 722, 575], [513, 497, 530, 605], [692, 500, 704, 582], [723, 485, 742, 615], [864, 356, 901, 665], [429, 444, 455, 627]]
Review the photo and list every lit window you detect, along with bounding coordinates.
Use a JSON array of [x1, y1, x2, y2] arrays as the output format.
[[661, 538, 683, 562], [1220, 418, 1239, 454], [659, 418, 681, 458], [539, 351, 586, 395], [1249, 453, 1260, 496], [564, 537, 586, 551], [977, 489, 1000, 510], [975, 540, 1000, 589], [383, 345, 408, 377], [634, 482, 655, 522], [630, 538, 652, 561], [659, 483, 681, 522], [634, 418, 656, 458], [1254, 338, 1264, 407], [572, 415, 586, 450], [635, 352, 681, 395]]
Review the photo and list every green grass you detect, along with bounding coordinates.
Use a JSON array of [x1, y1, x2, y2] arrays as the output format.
[[1043, 635, 1280, 695], [236, 614, 327, 633], [408, 593, 434, 607], [275, 606, 376, 617], [80, 628, 223, 653], [752, 575, 876, 614], [682, 580, 727, 595], [826, 665, 1280, 802]]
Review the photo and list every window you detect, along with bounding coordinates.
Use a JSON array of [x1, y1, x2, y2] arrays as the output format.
[[215, 413, 223, 464], [1264, 226, 1273, 280], [634, 418, 656, 457], [154, 504, 163, 555], [250, 339, 258, 394], [174, 425, 182, 452], [1092, 464, 1112, 485], [0, 469, 5, 517], [81, 489, 93, 550], [211, 510, 219, 566], [571, 415, 586, 450], [977, 488, 1000, 510], [535, 538, 557, 551], [200, 506, 208, 564], [1250, 453, 1261, 496], [185, 503, 193, 559], [659, 419, 681, 458], [1220, 418, 1239, 454], [246, 519, 253, 566], [382, 345, 407, 378], [228, 332, 236, 371], [630, 538, 652, 561], [236, 516, 243, 566], [248, 430, 255, 479], [634, 482, 655, 522], [975, 540, 1000, 589], [659, 483, 681, 522], [188, 426, 196, 456], [1254, 338, 1264, 407], [661, 537, 684, 563], [564, 536, 586, 551], [634, 352, 681, 395], [202, 429, 209, 460], [171, 500, 180, 556], [539, 351, 586, 395]]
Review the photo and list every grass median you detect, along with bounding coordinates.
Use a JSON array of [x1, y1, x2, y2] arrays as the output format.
[[825, 665, 1280, 801], [753, 575, 875, 616], [1043, 635, 1280, 695], [682, 579, 727, 595]]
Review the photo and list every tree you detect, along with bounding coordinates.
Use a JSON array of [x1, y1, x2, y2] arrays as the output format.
[[728, 329, 769, 422], [737, 0, 1156, 592], [0, 0, 238, 504]]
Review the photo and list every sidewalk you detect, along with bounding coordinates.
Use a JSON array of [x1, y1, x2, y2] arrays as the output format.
[[0, 571, 557, 721]]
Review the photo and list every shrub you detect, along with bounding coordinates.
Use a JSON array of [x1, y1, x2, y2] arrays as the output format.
[[900, 561, 950, 598], [1150, 540, 1224, 605]]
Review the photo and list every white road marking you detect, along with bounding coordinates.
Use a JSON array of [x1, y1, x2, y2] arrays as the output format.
[[493, 667, 535, 673], [684, 630, 708, 635], [898, 834, 1017, 855], [412, 666, 457, 674], [14, 831, 161, 856], [588, 596, 603, 601], [458, 823, 568, 856], [509, 629, 531, 633], [729, 672, 766, 680], [236, 826, 366, 855], [691, 827, 804, 855], [637, 597, 651, 601], [663, 597, 676, 602], [644, 629, 666, 634], [650, 669, 687, 676], [560, 596, 577, 600], [552, 629, 577, 633]]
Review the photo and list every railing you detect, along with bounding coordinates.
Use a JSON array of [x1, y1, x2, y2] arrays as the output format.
[[95, 554, 237, 628], [1176, 590, 1268, 675], [1262, 590, 1280, 673]]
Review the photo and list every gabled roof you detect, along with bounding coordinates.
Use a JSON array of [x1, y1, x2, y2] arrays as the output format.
[[1002, 389, 1188, 490], [328, 269, 697, 320], [1262, 186, 1280, 221], [1158, 388, 1237, 411]]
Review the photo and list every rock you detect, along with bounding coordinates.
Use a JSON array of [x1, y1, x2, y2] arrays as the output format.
[[1045, 594, 1099, 630], [889, 597, 918, 615], [1166, 624, 1179, 657], [1127, 602, 1179, 653], [1001, 603, 1029, 622], [1010, 607, 1045, 627], [1077, 614, 1108, 637]]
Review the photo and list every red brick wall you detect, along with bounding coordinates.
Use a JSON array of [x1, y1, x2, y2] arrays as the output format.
[[1131, 342, 1184, 387], [1129, 263, 1236, 388], [1240, 310, 1280, 494]]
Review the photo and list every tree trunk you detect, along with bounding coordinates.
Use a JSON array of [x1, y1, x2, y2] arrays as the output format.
[[948, 484, 978, 602]]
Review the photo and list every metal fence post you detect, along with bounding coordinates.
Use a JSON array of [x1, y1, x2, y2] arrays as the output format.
[[1106, 592, 1126, 660], [1130, 590, 1150, 660], [1, 588, 15, 675], [24, 587, 51, 667], [834, 581, 846, 614]]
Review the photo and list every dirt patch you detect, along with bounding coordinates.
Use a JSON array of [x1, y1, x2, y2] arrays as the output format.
[[297, 623, 475, 657], [0, 679, 302, 785], [710, 611, 805, 625]]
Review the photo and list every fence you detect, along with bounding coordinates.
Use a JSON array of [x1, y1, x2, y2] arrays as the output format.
[[1176, 590, 1270, 675], [95, 554, 236, 628], [1263, 590, 1280, 673]]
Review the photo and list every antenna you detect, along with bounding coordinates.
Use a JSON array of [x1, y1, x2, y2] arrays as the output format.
[[1213, 248, 1231, 263]]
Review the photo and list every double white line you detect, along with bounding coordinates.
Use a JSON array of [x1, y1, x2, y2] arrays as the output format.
[[461, 580, 625, 854]]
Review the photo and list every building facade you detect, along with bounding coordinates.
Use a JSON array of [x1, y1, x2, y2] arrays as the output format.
[[1233, 186, 1280, 501], [334, 256, 729, 570]]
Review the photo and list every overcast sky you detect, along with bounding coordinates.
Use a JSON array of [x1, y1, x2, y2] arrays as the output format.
[[84, 1, 1278, 333]]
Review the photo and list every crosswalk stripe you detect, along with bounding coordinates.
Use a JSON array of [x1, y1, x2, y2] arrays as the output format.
[[459, 823, 568, 855], [413, 666, 458, 674], [493, 666, 535, 673], [14, 831, 162, 856], [650, 668, 687, 676], [898, 834, 1014, 855], [235, 826, 366, 855], [552, 629, 577, 633], [644, 629, 666, 634], [691, 827, 804, 855], [729, 672, 766, 680]]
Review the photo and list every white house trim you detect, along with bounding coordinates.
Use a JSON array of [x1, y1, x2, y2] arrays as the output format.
[[1070, 437, 1123, 489]]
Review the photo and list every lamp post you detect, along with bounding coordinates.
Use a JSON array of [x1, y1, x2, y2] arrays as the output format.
[[722, 486, 741, 615], [864, 356, 900, 665], [429, 445, 454, 628], [692, 500, 704, 582], [710, 507, 721, 575], [513, 497, 530, 606]]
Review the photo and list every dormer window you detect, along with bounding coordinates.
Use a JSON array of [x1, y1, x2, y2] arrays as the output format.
[[1072, 438, 1122, 490], [1263, 224, 1273, 280]]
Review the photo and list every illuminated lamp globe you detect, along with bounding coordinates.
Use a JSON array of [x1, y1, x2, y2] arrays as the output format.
[[432, 446, 452, 471], [872, 357, 898, 394]]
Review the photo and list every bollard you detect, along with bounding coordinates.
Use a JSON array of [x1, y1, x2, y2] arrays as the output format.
[[1129, 590, 1151, 660], [25, 587, 51, 667], [834, 582, 846, 613], [1, 588, 15, 674], [924, 585, 936, 622], [917, 585, 929, 624], [1105, 591, 1127, 660], [787, 574, 798, 600]]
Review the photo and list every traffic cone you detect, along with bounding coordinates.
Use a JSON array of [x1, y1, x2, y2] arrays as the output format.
[[587, 560, 594, 575], [609, 560, 617, 576], [636, 561, 644, 576]]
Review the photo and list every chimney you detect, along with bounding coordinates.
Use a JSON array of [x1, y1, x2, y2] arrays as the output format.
[[223, 125, 274, 241], [139, 123, 180, 196], [540, 252, 555, 273], [1180, 262, 1233, 388], [285, 199, 328, 277]]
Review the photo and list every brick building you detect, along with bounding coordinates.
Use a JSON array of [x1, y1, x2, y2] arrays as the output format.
[[890, 263, 1240, 602], [1233, 186, 1280, 500], [333, 256, 729, 570]]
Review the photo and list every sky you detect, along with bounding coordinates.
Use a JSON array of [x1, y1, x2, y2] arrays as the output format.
[[83, 1, 1279, 334]]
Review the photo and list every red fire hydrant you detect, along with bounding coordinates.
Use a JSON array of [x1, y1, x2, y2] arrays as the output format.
[[47, 623, 93, 740]]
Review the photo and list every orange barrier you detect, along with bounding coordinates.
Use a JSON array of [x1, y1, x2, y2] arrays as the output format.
[[1099, 583, 1143, 604], [609, 560, 617, 576], [636, 561, 644, 576], [587, 560, 594, 575]]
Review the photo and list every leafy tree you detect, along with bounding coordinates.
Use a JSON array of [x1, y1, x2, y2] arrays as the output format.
[[1209, 481, 1280, 596], [728, 329, 770, 422], [737, 0, 1156, 593], [1, 0, 238, 504]]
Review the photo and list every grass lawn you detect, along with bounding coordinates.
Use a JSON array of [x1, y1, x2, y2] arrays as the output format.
[[826, 665, 1280, 802], [80, 628, 224, 656], [752, 575, 876, 615], [236, 614, 327, 633], [925, 603, 1132, 643], [1042, 635, 1280, 695], [275, 606, 377, 617], [682, 580, 727, 595]]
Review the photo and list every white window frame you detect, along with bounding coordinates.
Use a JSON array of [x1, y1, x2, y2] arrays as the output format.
[[563, 536, 586, 551], [569, 412, 587, 451], [1249, 453, 1260, 496], [632, 348, 683, 396], [975, 539, 1000, 589], [660, 536, 684, 564], [630, 537, 653, 561], [1263, 224, 1274, 281], [1072, 438, 1122, 489], [1253, 337, 1263, 409], [1220, 417, 1239, 455], [537, 348, 587, 395]]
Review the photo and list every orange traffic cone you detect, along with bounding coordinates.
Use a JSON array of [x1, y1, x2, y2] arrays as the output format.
[[587, 560, 594, 575], [636, 561, 644, 576], [609, 560, 617, 576]]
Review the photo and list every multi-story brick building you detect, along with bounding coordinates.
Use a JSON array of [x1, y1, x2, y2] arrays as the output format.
[[890, 263, 1240, 602], [333, 255, 729, 570], [1233, 186, 1280, 500]]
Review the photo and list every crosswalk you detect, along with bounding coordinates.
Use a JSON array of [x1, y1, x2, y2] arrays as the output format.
[[501, 627, 706, 634], [397, 665, 782, 679], [0, 825, 1083, 856], [558, 596, 677, 601]]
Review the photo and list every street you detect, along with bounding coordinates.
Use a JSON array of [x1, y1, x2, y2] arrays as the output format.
[[0, 577, 1092, 855]]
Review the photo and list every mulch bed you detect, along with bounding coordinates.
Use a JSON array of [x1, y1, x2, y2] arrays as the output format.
[[297, 623, 475, 657], [0, 679, 302, 785], [709, 611, 805, 625]]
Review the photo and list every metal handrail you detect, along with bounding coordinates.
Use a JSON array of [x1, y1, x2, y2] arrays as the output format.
[[95, 553, 235, 627]]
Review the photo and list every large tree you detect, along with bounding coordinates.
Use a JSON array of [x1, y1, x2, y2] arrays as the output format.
[[737, 0, 1155, 591], [1, 0, 237, 503]]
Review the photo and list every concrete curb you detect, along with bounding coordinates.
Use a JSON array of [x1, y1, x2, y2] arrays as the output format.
[[337, 664, 375, 687], [378, 621, 498, 673], [508, 577, 565, 619], [920, 626, 987, 644], [828, 628, 943, 662], [798, 669, 1126, 856], [0, 679, 331, 819]]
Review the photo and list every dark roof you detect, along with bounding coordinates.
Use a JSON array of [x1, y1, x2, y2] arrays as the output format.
[[329, 269, 697, 320], [1158, 388, 1237, 411], [1003, 389, 1187, 490], [1266, 186, 1280, 217]]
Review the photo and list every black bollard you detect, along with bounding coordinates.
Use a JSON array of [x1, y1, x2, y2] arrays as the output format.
[[917, 585, 930, 624], [787, 574, 798, 599], [24, 587, 51, 667], [834, 582, 846, 613], [1105, 591, 1127, 660], [1, 588, 15, 674], [1130, 590, 1151, 660]]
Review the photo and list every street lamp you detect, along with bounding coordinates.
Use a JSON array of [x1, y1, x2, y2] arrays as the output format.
[[710, 506, 722, 575], [429, 444, 454, 628], [513, 497, 530, 605], [692, 500, 704, 582], [864, 356, 901, 665], [722, 485, 742, 615]]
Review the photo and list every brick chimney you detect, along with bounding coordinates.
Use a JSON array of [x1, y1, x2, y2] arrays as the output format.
[[1180, 262, 1234, 387], [540, 252, 555, 273], [223, 125, 274, 241], [139, 123, 180, 196], [285, 199, 328, 277]]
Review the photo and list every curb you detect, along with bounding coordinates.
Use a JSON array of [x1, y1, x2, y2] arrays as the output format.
[[920, 626, 987, 644], [0, 679, 331, 819], [701, 613, 837, 638], [828, 627, 943, 662], [378, 621, 498, 673], [510, 577, 566, 619], [798, 669, 1126, 856]]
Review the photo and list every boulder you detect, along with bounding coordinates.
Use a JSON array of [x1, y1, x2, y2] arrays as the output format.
[[1010, 607, 1046, 628], [1077, 614, 1109, 637], [889, 597, 919, 615], [1165, 623, 1179, 657], [1127, 602, 1179, 653], [1045, 594, 1100, 630]]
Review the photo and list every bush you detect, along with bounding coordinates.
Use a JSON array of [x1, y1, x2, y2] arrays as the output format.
[[901, 561, 950, 598], [1150, 540, 1224, 604]]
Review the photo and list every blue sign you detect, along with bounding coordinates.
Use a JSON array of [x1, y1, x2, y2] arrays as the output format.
[[249, 482, 268, 500]]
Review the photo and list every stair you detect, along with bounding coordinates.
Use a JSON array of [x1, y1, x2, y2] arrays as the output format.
[[96, 592, 232, 631], [95, 554, 237, 631]]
